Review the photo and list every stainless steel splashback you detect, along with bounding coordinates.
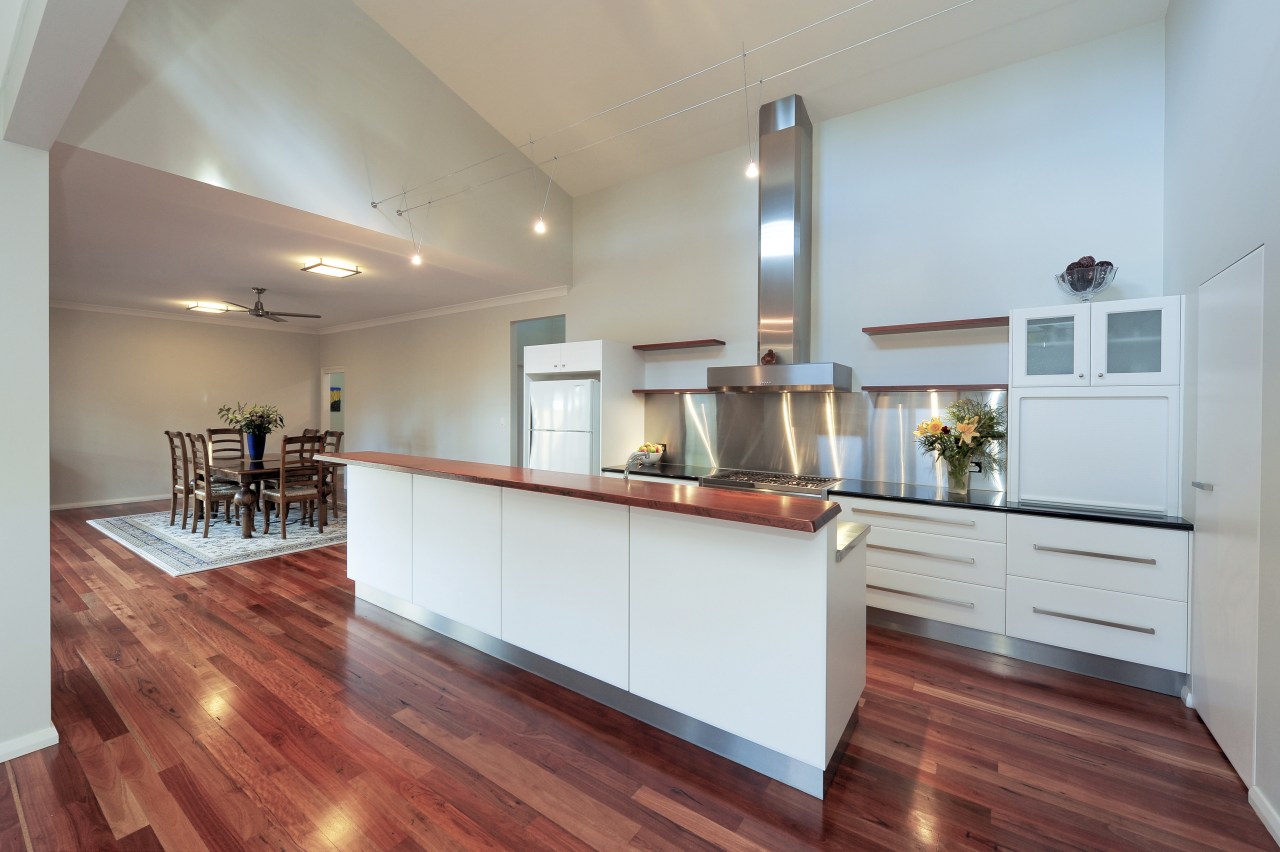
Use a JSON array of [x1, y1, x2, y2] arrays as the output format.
[[644, 390, 1007, 491]]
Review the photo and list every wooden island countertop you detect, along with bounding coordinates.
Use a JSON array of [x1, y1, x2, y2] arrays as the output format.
[[319, 451, 841, 534]]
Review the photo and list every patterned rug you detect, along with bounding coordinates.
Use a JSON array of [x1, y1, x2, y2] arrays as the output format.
[[89, 510, 346, 577]]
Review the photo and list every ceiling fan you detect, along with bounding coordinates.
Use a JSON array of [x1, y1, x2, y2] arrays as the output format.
[[226, 287, 322, 322]]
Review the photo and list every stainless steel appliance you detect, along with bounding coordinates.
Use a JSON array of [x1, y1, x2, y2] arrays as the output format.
[[699, 469, 841, 499], [706, 94, 852, 393]]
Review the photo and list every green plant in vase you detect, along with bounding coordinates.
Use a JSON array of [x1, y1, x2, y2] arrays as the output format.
[[217, 402, 285, 460], [914, 398, 1007, 494]]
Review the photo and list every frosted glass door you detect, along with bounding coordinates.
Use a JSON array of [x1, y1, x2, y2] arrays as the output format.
[[1011, 304, 1089, 387], [1090, 297, 1181, 386]]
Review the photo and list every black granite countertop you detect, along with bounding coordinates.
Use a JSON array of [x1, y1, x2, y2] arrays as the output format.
[[601, 464, 1192, 531]]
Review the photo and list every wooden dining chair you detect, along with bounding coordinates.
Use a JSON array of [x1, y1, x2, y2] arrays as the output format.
[[187, 433, 239, 537], [261, 435, 326, 539], [321, 430, 344, 518], [302, 428, 320, 437], [164, 430, 193, 530]]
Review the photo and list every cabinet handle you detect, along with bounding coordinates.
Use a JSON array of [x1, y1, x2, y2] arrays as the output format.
[[1032, 607, 1155, 635], [867, 543, 975, 565], [1032, 544, 1156, 565], [1097, 372, 1104, 378], [1191, 481, 1215, 492], [868, 584, 975, 609], [1077, 373, 1084, 378], [855, 507, 976, 527]]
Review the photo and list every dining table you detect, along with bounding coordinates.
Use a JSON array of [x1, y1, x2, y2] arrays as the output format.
[[208, 454, 333, 539]]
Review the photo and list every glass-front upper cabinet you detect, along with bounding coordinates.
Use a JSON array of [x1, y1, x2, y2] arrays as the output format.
[[1011, 304, 1090, 387], [1089, 297, 1181, 386], [1011, 297, 1181, 387]]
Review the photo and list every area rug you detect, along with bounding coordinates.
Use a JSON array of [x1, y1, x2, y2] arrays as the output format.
[[88, 510, 346, 577]]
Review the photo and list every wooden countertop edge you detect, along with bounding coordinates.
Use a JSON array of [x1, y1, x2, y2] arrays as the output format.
[[319, 452, 840, 534]]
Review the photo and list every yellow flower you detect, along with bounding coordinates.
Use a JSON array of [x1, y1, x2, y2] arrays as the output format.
[[955, 416, 981, 446], [913, 420, 931, 438], [927, 417, 945, 436]]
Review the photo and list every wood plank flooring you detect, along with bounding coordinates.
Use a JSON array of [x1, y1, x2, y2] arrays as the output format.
[[2, 501, 1273, 850]]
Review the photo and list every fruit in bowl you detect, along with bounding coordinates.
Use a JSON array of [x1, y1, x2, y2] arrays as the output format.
[[1055, 255, 1116, 302], [636, 442, 664, 465]]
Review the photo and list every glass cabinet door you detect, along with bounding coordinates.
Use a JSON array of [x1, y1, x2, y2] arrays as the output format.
[[1011, 304, 1089, 387], [1090, 297, 1181, 386]]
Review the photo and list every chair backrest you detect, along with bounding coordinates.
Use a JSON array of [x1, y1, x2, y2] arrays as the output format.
[[206, 428, 245, 463], [164, 430, 189, 488], [302, 427, 321, 437], [323, 430, 344, 454], [187, 433, 215, 492], [279, 435, 323, 491]]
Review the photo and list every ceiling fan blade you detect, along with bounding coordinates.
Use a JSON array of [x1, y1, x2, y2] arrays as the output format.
[[268, 311, 323, 319], [265, 313, 287, 323], [224, 301, 251, 311]]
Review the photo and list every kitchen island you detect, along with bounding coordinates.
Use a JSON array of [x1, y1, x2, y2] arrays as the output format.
[[320, 452, 868, 797]]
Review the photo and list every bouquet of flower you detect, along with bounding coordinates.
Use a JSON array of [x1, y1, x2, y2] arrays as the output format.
[[217, 402, 285, 436], [914, 398, 1007, 489]]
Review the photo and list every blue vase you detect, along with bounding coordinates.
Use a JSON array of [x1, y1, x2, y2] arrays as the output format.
[[247, 432, 265, 461]]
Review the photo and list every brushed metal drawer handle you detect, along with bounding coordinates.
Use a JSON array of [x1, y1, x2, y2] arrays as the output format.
[[1191, 481, 1214, 492], [868, 584, 975, 609], [1032, 607, 1156, 635], [1032, 544, 1157, 565], [855, 507, 976, 527], [867, 543, 975, 565]]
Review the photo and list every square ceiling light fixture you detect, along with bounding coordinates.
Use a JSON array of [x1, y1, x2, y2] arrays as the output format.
[[301, 258, 361, 278], [187, 301, 229, 313]]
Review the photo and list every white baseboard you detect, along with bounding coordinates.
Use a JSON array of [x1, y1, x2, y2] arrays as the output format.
[[1251, 786, 1280, 845], [52, 494, 168, 510], [0, 724, 59, 763]]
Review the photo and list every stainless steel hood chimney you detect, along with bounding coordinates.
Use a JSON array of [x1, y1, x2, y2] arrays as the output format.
[[707, 94, 852, 392]]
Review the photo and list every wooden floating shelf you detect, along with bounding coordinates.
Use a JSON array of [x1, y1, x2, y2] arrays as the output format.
[[632, 388, 711, 394], [632, 339, 726, 351], [861, 384, 1009, 393], [862, 316, 1009, 336]]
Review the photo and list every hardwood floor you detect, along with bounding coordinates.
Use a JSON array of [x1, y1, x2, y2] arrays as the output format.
[[3, 501, 1273, 850]]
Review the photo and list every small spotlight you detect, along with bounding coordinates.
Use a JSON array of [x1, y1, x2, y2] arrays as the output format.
[[533, 217, 547, 235], [745, 161, 759, 179], [411, 253, 423, 266]]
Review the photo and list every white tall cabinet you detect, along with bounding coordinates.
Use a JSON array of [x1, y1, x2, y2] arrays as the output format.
[[1191, 248, 1264, 788], [524, 339, 643, 472]]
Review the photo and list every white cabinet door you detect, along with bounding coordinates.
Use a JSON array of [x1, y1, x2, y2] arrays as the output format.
[[1011, 304, 1090, 387], [524, 340, 603, 375], [1089, 296, 1181, 386], [345, 466, 413, 600], [1192, 247, 1263, 786], [523, 343, 562, 374], [1008, 387, 1180, 515], [411, 476, 502, 638], [500, 488, 630, 688], [560, 339, 603, 372]]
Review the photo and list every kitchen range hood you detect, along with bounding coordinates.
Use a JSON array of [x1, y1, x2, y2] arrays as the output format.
[[707, 94, 852, 393]]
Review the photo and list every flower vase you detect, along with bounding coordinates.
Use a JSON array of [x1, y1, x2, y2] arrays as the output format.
[[945, 457, 971, 495], [247, 432, 265, 461]]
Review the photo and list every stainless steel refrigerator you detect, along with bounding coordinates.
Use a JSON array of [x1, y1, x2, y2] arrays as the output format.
[[526, 378, 600, 475]]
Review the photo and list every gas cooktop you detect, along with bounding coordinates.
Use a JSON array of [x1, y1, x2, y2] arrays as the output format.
[[699, 469, 841, 498]]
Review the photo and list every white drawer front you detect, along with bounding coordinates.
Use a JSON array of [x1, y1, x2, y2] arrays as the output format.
[[838, 497, 1006, 543], [866, 527, 1005, 589], [866, 566, 1005, 633], [1006, 576, 1187, 672], [1007, 515, 1189, 601]]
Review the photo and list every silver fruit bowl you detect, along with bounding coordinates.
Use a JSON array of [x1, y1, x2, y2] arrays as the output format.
[[1054, 264, 1116, 302]]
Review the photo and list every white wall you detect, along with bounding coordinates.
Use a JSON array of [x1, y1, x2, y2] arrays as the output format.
[[572, 23, 1166, 392], [0, 139, 56, 761], [50, 308, 321, 507], [56, 0, 572, 290], [1165, 1, 1280, 839], [320, 296, 567, 465]]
